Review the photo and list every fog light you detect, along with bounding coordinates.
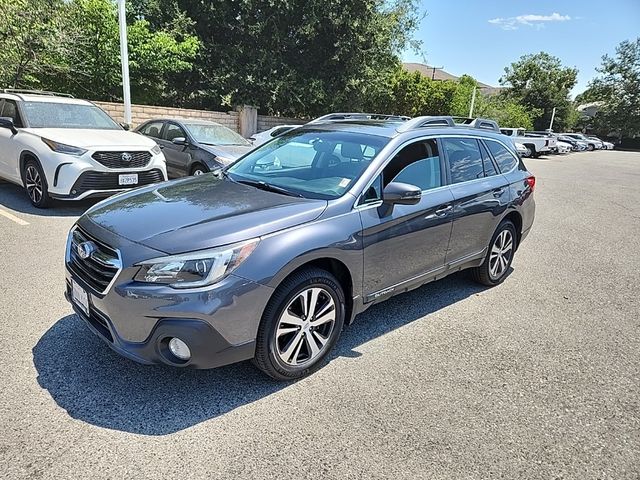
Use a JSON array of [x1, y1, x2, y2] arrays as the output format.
[[168, 337, 191, 361]]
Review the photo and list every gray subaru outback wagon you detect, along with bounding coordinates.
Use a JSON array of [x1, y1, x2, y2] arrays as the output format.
[[65, 114, 535, 380]]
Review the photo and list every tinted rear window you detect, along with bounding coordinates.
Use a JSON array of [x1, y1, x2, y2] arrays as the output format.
[[442, 137, 484, 184]]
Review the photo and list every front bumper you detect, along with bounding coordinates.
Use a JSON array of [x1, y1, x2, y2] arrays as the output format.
[[64, 288, 255, 368], [64, 222, 274, 369], [43, 150, 167, 199]]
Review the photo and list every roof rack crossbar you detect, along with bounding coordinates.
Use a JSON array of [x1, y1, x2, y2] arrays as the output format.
[[308, 113, 410, 124], [2, 88, 74, 98]]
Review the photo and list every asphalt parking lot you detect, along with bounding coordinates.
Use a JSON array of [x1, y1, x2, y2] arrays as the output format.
[[1, 150, 638, 479]]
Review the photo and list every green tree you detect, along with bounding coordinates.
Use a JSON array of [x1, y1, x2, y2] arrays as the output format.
[[475, 94, 540, 130], [578, 38, 640, 137], [500, 52, 578, 131], [0, 0, 76, 88], [130, 0, 421, 115]]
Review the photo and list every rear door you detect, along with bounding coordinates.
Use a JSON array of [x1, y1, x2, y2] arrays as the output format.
[[359, 138, 455, 300], [443, 136, 510, 264]]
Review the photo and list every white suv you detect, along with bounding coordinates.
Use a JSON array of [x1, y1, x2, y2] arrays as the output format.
[[0, 90, 167, 208]]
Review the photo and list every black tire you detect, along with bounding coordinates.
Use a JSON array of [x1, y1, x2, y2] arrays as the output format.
[[523, 144, 535, 158], [472, 220, 517, 286], [22, 158, 51, 208], [587, 144, 595, 151], [190, 164, 207, 176], [253, 267, 346, 380]]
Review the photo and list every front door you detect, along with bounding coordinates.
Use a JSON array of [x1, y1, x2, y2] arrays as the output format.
[[360, 138, 455, 301], [159, 122, 192, 177]]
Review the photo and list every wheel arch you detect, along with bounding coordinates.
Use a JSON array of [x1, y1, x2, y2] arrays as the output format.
[[502, 210, 523, 249], [19, 150, 42, 183], [269, 257, 355, 325]]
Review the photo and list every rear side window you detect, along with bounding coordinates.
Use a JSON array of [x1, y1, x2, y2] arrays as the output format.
[[442, 137, 484, 184], [486, 140, 518, 173]]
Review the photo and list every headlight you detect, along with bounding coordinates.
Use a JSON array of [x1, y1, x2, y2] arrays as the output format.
[[134, 238, 259, 288], [41, 138, 87, 156], [151, 144, 162, 155]]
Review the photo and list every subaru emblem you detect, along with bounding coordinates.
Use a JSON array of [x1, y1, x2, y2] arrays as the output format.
[[121, 152, 132, 162], [77, 241, 96, 260]]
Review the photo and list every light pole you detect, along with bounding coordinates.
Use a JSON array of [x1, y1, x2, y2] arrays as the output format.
[[468, 86, 477, 118], [117, 0, 132, 126]]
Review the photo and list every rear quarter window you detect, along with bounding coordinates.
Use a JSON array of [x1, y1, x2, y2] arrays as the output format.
[[485, 140, 518, 173]]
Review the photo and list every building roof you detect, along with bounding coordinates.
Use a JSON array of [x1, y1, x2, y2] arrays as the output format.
[[402, 63, 502, 95]]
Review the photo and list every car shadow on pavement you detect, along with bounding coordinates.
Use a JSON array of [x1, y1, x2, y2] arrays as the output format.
[[33, 272, 487, 436], [0, 180, 97, 217]]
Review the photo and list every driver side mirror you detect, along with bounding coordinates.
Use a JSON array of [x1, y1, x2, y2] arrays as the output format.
[[172, 136, 188, 146], [119, 122, 130, 131], [383, 182, 422, 205], [0, 117, 17, 134]]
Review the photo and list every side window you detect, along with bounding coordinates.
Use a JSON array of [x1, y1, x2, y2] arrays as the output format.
[[164, 123, 186, 142], [442, 137, 484, 184], [479, 141, 498, 177], [0, 100, 23, 127], [485, 140, 518, 173], [140, 121, 164, 138], [384, 139, 442, 191]]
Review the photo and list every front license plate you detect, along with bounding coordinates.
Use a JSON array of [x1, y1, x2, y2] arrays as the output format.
[[119, 173, 138, 186], [72, 280, 89, 317]]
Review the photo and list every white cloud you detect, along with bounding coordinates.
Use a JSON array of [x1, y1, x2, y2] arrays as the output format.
[[489, 12, 571, 30]]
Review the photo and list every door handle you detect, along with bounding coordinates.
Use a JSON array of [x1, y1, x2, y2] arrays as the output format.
[[434, 205, 453, 217], [492, 187, 505, 197], [159, 145, 165, 149]]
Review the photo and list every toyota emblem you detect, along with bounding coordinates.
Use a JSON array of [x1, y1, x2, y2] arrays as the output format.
[[121, 152, 133, 163]]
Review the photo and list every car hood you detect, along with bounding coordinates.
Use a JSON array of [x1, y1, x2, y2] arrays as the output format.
[[199, 143, 253, 160], [23, 128, 156, 150], [83, 175, 327, 254]]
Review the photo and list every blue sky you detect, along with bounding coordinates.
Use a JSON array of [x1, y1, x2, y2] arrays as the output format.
[[402, 0, 640, 96]]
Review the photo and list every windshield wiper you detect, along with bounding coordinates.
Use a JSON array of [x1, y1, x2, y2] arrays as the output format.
[[235, 179, 304, 198]]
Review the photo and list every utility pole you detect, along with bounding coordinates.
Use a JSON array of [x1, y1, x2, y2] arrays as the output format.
[[430, 65, 444, 80], [468, 86, 477, 118], [117, 0, 132, 126], [548, 107, 557, 131]]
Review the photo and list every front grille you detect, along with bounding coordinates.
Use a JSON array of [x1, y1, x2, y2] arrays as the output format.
[[70, 169, 164, 196], [67, 227, 121, 294], [92, 151, 151, 168]]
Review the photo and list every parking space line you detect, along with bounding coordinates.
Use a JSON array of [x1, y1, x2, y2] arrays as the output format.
[[0, 208, 29, 225]]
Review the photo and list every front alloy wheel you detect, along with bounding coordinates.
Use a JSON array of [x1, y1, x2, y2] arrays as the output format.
[[275, 287, 336, 366], [23, 159, 51, 208], [253, 268, 345, 380]]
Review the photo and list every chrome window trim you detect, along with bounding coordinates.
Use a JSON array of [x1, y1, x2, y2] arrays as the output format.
[[352, 133, 517, 209]]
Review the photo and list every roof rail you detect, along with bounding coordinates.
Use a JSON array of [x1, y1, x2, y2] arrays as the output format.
[[2, 88, 75, 98], [453, 117, 500, 132], [307, 113, 410, 124], [396, 116, 456, 132]]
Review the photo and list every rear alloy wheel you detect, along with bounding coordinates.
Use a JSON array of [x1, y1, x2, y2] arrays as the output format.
[[23, 159, 51, 208], [253, 268, 345, 380], [587, 144, 595, 151], [522, 145, 534, 158], [472, 220, 517, 286]]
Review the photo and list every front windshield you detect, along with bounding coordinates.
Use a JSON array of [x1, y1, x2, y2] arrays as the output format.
[[22, 102, 121, 129], [226, 129, 389, 199], [185, 123, 250, 146]]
